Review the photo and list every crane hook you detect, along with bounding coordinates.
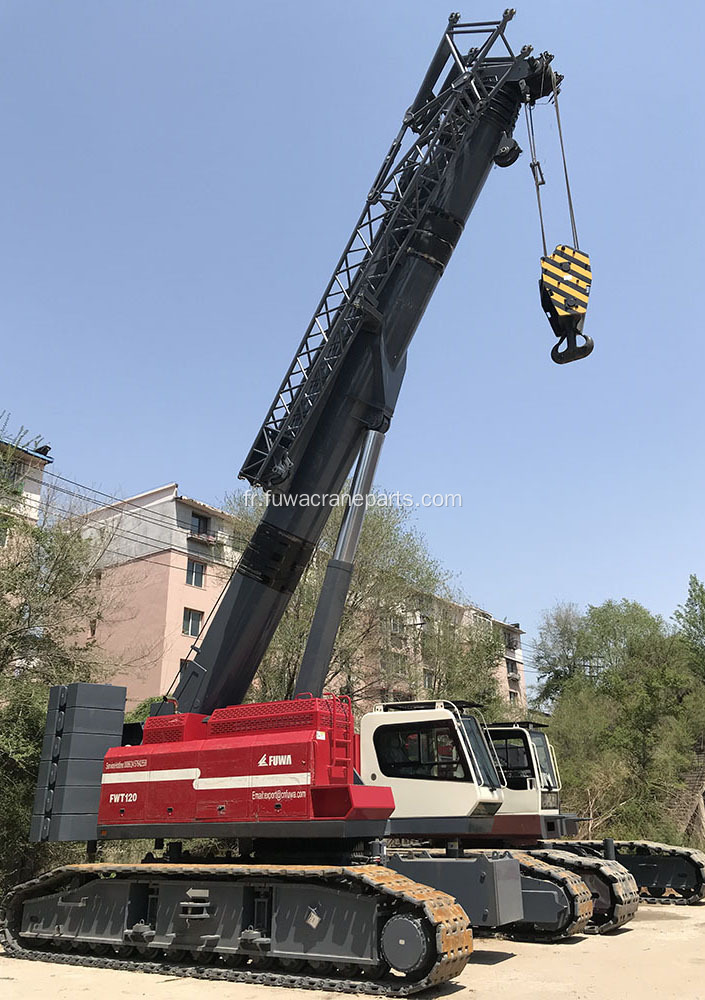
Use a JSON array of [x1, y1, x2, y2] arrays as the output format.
[[539, 245, 593, 364]]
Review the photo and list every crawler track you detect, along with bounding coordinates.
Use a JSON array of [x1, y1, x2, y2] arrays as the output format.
[[541, 840, 705, 906], [508, 852, 593, 939], [0, 862, 471, 995], [529, 848, 639, 932], [470, 850, 592, 940]]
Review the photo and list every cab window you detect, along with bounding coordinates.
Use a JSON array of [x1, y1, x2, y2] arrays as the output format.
[[374, 721, 469, 781], [529, 731, 559, 789], [490, 733, 534, 790]]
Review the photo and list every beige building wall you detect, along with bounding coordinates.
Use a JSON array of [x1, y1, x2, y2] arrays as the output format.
[[0, 439, 52, 532], [496, 623, 526, 706]]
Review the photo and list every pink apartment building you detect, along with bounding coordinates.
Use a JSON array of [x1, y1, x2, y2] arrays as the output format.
[[83, 484, 238, 707], [83, 483, 526, 709]]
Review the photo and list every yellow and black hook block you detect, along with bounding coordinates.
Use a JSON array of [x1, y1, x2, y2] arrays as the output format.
[[540, 245, 594, 364]]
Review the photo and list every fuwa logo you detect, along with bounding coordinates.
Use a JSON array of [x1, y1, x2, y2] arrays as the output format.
[[258, 753, 293, 767]]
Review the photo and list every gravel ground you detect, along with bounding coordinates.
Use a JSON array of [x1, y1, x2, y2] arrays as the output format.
[[3, 904, 704, 1000]]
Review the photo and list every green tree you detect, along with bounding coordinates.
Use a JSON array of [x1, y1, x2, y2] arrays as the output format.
[[534, 599, 665, 706], [674, 573, 705, 678], [420, 605, 503, 714], [583, 599, 665, 673], [0, 521, 113, 684], [532, 602, 588, 704], [0, 430, 119, 891], [547, 675, 629, 838], [542, 594, 705, 843]]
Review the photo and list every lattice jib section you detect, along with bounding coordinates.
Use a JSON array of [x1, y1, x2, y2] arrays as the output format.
[[240, 16, 521, 488]]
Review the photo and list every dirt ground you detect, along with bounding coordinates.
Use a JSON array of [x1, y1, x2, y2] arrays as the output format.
[[3, 904, 704, 1000]]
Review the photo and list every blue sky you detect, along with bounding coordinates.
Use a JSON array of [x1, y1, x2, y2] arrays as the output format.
[[2, 1, 703, 673]]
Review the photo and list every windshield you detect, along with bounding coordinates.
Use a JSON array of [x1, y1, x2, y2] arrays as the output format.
[[462, 717, 501, 789], [529, 731, 559, 790]]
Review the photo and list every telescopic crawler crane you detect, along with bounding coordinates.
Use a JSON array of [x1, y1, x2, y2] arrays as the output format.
[[2, 10, 604, 990]]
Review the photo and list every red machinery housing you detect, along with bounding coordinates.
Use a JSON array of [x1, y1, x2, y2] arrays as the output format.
[[98, 696, 394, 831]]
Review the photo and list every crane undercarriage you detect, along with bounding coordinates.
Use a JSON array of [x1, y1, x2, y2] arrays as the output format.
[[389, 846, 637, 939], [0, 861, 472, 994], [0, 842, 635, 990], [0, 839, 645, 981]]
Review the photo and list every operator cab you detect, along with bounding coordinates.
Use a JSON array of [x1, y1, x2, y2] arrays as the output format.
[[486, 722, 561, 814], [359, 701, 505, 835]]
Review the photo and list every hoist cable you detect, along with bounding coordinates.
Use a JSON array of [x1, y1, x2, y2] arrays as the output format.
[[525, 103, 548, 256], [551, 68, 579, 249]]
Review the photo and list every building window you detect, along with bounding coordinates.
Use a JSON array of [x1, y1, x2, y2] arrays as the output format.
[[182, 607, 203, 636], [380, 650, 407, 674], [186, 559, 205, 587], [423, 668, 434, 691], [506, 657, 519, 677], [473, 612, 492, 635], [8, 459, 27, 486], [508, 690, 518, 704], [374, 721, 469, 782], [191, 511, 209, 536]]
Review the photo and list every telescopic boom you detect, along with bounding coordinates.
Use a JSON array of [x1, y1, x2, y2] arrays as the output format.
[[171, 12, 561, 716]]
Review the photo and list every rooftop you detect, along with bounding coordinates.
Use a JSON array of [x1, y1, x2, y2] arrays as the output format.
[[177, 492, 233, 522], [0, 438, 53, 466]]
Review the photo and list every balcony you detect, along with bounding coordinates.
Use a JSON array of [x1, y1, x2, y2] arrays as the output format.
[[187, 531, 218, 545], [505, 657, 520, 679]]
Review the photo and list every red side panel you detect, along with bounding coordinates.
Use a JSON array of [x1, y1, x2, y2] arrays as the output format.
[[98, 696, 394, 829], [311, 784, 395, 820], [195, 731, 313, 822]]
